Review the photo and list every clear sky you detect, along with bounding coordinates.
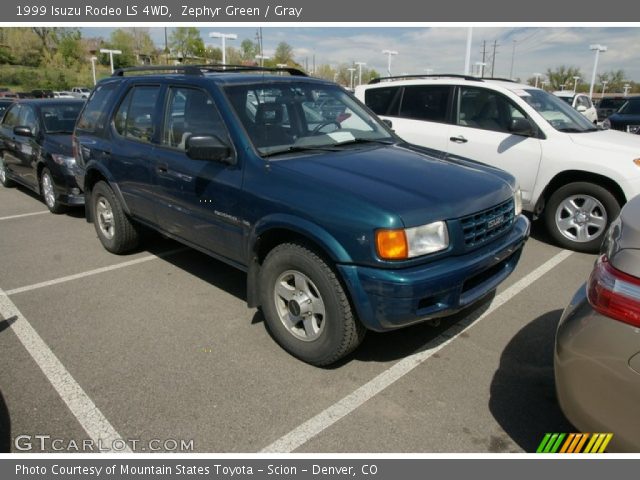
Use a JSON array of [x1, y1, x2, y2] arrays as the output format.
[[80, 27, 640, 81]]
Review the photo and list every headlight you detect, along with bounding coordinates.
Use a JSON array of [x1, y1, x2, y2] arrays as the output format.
[[51, 154, 76, 168], [376, 221, 449, 260], [514, 187, 523, 216], [602, 118, 611, 129]]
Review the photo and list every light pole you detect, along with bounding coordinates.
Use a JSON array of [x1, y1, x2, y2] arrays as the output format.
[[209, 32, 237, 67], [100, 49, 122, 74], [475, 62, 486, 78], [464, 27, 473, 75], [624, 83, 631, 97], [588, 44, 607, 99], [601, 80, 608, 97], [533, 72, 542, 88], [560, 83, 566, 91], [276, 63, 287, 76], [347, 67, 356, 90], [382, 50, 398, 77], [355, 62, 366, 86], [255, 55, 269, 67], [90, 56, 98, 86], [573, 76, 581, 93], [541, 80, 548, 91]]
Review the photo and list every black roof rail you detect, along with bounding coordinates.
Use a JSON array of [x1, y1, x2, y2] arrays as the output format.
[[368, 74, 482, 85], [112, 65, 205, 76], [112, 64, 309, 77], [481, 77, 518, 83]]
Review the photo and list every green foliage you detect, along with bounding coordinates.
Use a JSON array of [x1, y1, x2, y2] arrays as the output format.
[[240, 39, 259, 62], [274, 42, 294, 64], [169, 27, 205, 62], [545, 66, 583, 91]]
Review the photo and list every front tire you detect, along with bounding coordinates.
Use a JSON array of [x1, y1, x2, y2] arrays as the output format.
[[40, 168, 66, 214], [544, 181, 620, 253], [258, 243, 366, 366], [92, 181, 139, 254], [0, 155, 14, 188]]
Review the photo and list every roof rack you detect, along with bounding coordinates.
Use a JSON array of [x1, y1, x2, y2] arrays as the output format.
[[368, 74, 482, 84], [480, 77, 518, 83], [112, 64, 308, 77]]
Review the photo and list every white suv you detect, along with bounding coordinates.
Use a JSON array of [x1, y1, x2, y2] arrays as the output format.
[[553, 91, 598, 124], [356, 76, 640, 252]]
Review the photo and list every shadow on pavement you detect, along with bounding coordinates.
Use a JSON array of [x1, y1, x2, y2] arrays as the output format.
[[0, 389, 10, 452], [489, 309, 574, 452]]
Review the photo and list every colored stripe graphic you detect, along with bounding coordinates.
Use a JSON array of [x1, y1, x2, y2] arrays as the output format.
[[537, 433, 612, 453]]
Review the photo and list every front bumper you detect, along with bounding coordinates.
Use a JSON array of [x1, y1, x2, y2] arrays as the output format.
[[338, 214, 530, 331], [555, 285, 640, 452]]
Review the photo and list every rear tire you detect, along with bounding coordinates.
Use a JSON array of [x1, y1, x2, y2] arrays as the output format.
[[258, 243, 366, 366], [92, 181, 139, 254], [544, 181, 620, 253]]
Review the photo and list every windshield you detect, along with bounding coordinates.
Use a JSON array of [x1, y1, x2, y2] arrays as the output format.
[[598, 98, 626, 110], [618, 98, 640, 115], [224, 81, 394, 156], [519, 89, 597, 132], [557, 95, 574, 105], [40, 103, 83, 133]]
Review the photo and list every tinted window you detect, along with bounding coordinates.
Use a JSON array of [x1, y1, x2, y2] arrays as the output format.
[[364, 87, 400, 115], [114, 86, 160, 143], [399, 85, 451, 122], [619, 98, 640, 115], [3, 104, 21, 127], [162, 87, 229, 150], [598, 98, 626, 110], [40, 103, 83, 133], [76, 82, 119, 134], [457, 87, 528, 133]]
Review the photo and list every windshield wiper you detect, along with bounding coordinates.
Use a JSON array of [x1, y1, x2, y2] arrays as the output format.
[[46, 130, 73, 134], [556, 127, 598, 133], [331, 138, 396, 147], [261, 145, 342, 158]]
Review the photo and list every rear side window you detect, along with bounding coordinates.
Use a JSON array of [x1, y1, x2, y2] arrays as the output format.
[[76, 83, 119, 134], [114, 86, 160, 143], [364, 87, 400, 116], [399, 85, 452, 122]]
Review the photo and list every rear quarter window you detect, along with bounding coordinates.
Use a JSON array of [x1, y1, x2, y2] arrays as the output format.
[[76, 82, 119, 134]]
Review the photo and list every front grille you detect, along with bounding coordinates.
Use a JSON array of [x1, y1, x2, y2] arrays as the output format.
[[460, 198, 515, 248]]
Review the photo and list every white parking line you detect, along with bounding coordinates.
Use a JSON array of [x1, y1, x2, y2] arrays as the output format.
[[0, 287, 130, 452], [5, 247, 188, 296], [0, 211, 48, 221], [261, 249, 574, 453]]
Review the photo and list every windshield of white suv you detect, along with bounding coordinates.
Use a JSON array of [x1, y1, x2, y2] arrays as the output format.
[[519, 89, 597, 132], [224, 82, 395, 156]]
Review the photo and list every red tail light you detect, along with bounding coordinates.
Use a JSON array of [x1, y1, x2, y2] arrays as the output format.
[[587, 255, 640, 327]]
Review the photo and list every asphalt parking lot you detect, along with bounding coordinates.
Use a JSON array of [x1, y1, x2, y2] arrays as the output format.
[[0, 183, 597, 453]]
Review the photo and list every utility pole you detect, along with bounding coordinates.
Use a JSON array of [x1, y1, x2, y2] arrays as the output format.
[[509, 40, 516, 79], [480, 40, 487, 78], [164, 27, 169, 65], [490, 40, 498, 78]]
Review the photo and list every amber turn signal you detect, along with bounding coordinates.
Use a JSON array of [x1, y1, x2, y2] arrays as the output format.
[[376, 229, 408, 260]]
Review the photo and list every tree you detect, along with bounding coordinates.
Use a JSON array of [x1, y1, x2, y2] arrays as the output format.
[[545, 66, 582, 91], [169, 27, 204, 62], [56, 29, 83, 67], [274, 41, 294, 64], [240, 39, 259, 62], [99, 29, 137, 69]]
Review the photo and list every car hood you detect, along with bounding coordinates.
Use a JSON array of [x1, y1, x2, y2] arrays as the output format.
[[609, 113, 640, 123], [273, 144, 515, 226], [43, 134, 73, 156], [568, 129, 640, 155]]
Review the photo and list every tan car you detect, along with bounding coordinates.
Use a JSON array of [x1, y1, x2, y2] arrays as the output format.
[[555, 194, 640, 452]]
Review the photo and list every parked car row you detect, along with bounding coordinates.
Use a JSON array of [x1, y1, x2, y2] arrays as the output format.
[[1, 67, 637, 450]]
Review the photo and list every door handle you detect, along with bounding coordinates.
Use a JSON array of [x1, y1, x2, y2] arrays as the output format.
[[450, 135, 468, 144], [157, 163, 168, 174]]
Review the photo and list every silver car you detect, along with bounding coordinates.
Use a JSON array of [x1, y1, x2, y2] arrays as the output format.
[[555, 195, 640, 452]]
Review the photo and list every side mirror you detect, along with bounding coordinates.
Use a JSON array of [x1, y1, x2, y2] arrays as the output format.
[[382, 119, 393, 129], [576, 105, 587, 113], [509, 118, 534, 136], [185, 135, 234, 164], [13, 126, 33, 137]]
